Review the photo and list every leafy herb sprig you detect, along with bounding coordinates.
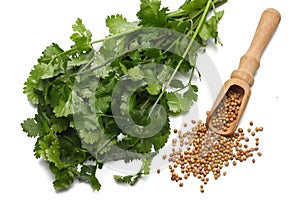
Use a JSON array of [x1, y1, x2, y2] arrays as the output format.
[[21, 0, 227, 191]]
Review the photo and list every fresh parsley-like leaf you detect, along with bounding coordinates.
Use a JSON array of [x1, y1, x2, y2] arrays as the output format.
[[114, 173, 142, 186], [79, 165, 101, 191], [106, 14, 139, 35], [34, 133, 65, 169], [166, 85, 198, 114], [21, 118, 43, 138], [170, 79, 185, 89], [137, 0, 169, 27], [146, 83, 162, 95], [166, 92, 183, 113], [182, 0, 208, 14], [49, 163, 76, 191], [70, 18, 92, 49], [199, 10, 224, 44]]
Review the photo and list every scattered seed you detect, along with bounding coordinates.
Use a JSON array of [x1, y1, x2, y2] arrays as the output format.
[[233, 161, 237, 166], [173, 128, 178, 133], [179, 182, 184, 187], [157, 169, 161, 174], [255, 126, 263, 132], [258, 152, 262, 157]]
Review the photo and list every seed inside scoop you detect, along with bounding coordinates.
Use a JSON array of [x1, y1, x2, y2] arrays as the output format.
[[211, 85, 244, 132]]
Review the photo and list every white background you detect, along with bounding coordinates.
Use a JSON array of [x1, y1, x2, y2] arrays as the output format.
[[0, 0, 299, 199]]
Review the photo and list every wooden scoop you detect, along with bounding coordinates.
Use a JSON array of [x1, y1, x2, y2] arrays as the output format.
[[206, 8, 281, 136]]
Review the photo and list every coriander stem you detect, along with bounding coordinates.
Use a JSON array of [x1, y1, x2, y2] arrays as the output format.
[[188, 66, 195, 84], [97, 113, 123, 119], [90, 26, 143, 45], [77, 54, 96, 73], [149, 0, 213, 116]]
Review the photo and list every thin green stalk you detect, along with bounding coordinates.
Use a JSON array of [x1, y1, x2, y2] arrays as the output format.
[[149, 0, 213, 116], [90, 26, 142, 45], [97, 113, 123, 119]]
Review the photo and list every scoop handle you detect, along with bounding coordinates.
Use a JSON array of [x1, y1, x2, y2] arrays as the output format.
[[232, 8, 281, 86]]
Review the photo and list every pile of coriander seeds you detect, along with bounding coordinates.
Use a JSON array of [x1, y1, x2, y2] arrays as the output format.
[[159, 120, 263, 193]]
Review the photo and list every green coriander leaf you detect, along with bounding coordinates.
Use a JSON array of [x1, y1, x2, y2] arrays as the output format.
[[199, 23, 211, 40], [166, 92, 183, 113], [167, 20, 190, 33], [95, 96, 111, 114], [182, 0, 208, 14], [23, 64, 45, 104], [72, 114, 99, 131], [21, 118, 43, 138], [146, 117, 170, 151], [181, 85, 198, 111], [59, 131, 87, 165], [79, 165, 101, 191], [146, 83, 162, 95], [53, 91, 82, 117], [128, 50, 142, 62], [199, 10, 224, 43], [49, 163, 77, 191], [38, 43, 64, 64], [38, 62, 63, 80], [34, 133, 65, 169], [137, 0, 168, 27], [117, 115, 170, 153], [72, 18, 87, 34], [50, 117, 69, 133], [166, 85, 198, 114], [113, 173, 142, 186], [70, 18, 92, 48], [183, 85, 198, 101], [127, 67, 145, 81], [106, 14, 138, 35], [170, 79, 184, 89], [53, 97, 73, 117], [79, 129, 101, 145]]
